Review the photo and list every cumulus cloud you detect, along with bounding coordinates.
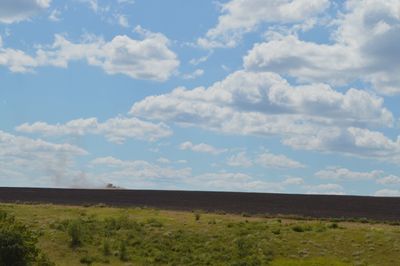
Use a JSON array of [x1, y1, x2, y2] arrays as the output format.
[[157, 157, 171, 164], [130, 70, 397, 161], [131, 71, 392, 129], [244, 0, 400, 94], [90, 156, 304, 192], [375, 189, 400, 197], [198, 0, 329, 48], [305, 183, 345, 195], [256, 151, 305, 169], [117, 14, 129, 28], [16, 116, 172, 144], [227, 150, 304, 169], [377, 175, 400, 185], [90, 156, 192, 189], [48, 9, 61, 22], [284, 127, 400, 162], [0, 130, 88, 187], [227, 152, 253, 167], [0, 27, 179, 81], [179, 141, 227, 155], [182, 69, 204, 80], [315, 167, 383, 181], [282, 177, 304, 185], [0, 0, 51, 24], [187, 172, 285, 192]]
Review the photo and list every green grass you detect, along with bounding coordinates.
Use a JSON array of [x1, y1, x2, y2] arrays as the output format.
[[1, 203, 400, 265]]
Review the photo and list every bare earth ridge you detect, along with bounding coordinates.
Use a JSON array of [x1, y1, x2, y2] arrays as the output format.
[[0, 187, 399, 221]]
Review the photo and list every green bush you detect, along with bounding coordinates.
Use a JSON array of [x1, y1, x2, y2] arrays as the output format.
[[271, 228, 281, 235], [79, 256, 94, 265], [119, 241, 129, 261], [0, 214, 39, 266], [36, 253, 55, 266], [102, 240, 111, 256], [68, 220, 83, 247], [328, 222, 339, 229], [292, 225, 312, 233], [146, 218, 163, 228]]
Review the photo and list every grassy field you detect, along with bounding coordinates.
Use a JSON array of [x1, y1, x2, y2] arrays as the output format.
[[1, 203, 400, 265]]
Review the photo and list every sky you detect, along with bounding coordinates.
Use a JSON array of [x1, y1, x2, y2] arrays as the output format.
[[1, 0, 400, 196]]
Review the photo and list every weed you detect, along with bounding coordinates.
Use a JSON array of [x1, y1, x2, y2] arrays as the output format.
[[119, 241, 129, 261], [146, 218, 163, 228], [79, 256, 94, 265], [195, 212, 201, 221], [102, 240, 111, 256], [68, 220, 83, 247], [328, 223, 339, 229], [292, 225, 312, 232], [271, 228, 281, 235]]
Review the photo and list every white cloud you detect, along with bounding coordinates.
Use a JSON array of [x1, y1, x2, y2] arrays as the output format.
[[0, 27, 179, 81], [198, 0, 329, 48], [90, 156, 192, 189], [79, 0, 106, 13], [131, 70, 397, 161], [182, 69, 204, 80], [189, 53, 211, 65], [48, 9, 61, 22], [90, 156, 191, 179], [157, 157, 170, 164], [282, 177, 304, 185], [90, 156, 302, 192], [179, 141, 227, 155], [377, 175, 400, 185], [315, 167, 383, 181], [0, 130, 87, 157], [284, 127, 400, 163], [131, 70, 392, 129], [374, 189, 400, 197], [256, 151, 305, 169], [305, 183, 345, 195], [0, 0, 51, 24], [16, 116, 172, 144], [118, 0, 135, 4], [227, 152, 253, 167], [0, 130, 88, 187], [244, 0, 400, 94], [187, 171, 285, 192], [117, 14, 129, 28]]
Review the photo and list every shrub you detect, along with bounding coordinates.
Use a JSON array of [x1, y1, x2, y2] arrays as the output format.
[[0, 210, 7, 220], [68, 220, 83, 247], [36, 253, 56, 266], [119, 241, 129, 261], [0, 215, 39, 266], [146, 218, 163, 228], [328, 222, 339, 229], [292, 225, 312, 233], [271, 228, 280, 235], [208, 219, 216, 225], [80, 256, 94, 265], [195, 212, 201, 221], [102, 240, 111, 256]]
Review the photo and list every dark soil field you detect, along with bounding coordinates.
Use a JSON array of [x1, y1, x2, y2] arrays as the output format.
[[1, 187, 400, 221]]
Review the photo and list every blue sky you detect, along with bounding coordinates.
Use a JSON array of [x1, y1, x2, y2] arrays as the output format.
[[1, 0, 400, 196]]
